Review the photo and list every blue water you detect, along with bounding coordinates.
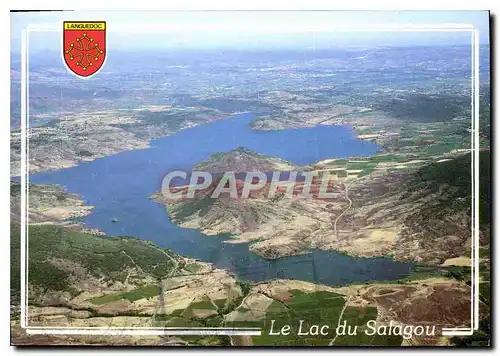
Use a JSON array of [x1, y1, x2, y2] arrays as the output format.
[[30, 113, 414, 285]]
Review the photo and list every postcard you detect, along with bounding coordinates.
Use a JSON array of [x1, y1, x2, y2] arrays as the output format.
[[10, 10, 491, 347]]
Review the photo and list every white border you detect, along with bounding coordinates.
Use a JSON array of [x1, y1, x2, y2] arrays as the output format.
[[441, 27, 480, 337], [19, 22, 481, 338]]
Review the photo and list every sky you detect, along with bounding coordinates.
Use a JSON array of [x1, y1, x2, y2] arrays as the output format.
[[11, 10, 490, 52]]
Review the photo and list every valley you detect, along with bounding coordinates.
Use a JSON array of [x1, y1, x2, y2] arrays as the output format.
[[10, 44, 491, 346]]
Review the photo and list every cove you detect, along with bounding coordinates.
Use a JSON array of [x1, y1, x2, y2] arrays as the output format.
[[29, 113, 414, 285]]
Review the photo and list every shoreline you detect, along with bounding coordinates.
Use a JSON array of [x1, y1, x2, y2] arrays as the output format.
[[15, 111, 372, 177], [18, 111, 476, 275]]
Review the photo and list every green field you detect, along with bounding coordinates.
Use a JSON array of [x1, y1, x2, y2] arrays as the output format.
[[226, 289, 402, 346], [11, 223, 178, 298], [89, 285, 160, 304]]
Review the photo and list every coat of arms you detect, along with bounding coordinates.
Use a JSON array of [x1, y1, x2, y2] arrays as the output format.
[[63, 21, 106, 78]]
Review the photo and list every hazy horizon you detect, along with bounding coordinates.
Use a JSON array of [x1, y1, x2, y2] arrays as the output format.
[[11, 10, 490, 53]]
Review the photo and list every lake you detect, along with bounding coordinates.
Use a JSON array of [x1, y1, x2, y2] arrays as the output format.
[[30, 112, 414, 285]]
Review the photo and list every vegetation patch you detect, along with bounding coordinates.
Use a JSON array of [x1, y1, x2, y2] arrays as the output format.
[[226, 289, 400, 346], [89, 284, 160, 305], [11, 223, 178, 297]]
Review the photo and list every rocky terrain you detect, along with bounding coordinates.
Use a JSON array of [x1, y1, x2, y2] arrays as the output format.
[[195, 147, 296, 173], [249, 96, 363, 132], [11, 45, 490, 346], [10, 181, 93, 224], [11, 223, 238, 346], [154, 148, 349, 259], [155, 148, 489, 266], [10, 106, 227, 176], [11, 222, 482, 346]]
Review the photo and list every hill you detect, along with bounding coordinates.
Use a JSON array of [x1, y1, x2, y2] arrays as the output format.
[[195, 147, 295, 173], [11, 224, 477, 346], [156, 149, 490, 265]]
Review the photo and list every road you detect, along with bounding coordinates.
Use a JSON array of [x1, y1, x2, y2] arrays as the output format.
[[333, 183, 353, 239], [150, 247, 180, 327], [328, 296, 351, 346]]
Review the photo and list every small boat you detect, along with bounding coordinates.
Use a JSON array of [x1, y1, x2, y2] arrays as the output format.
[[111, 218, 118, 223]]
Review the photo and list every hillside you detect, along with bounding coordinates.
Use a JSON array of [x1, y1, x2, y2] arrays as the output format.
[[156, 150, 490, 264], [11, 223, 179, 303], [374, 93, 470, 123], [11, 223, 241, 346], [10, 181, 93, 223], [11, 223, 477, 346], [407, 150, 490, 233], [195, 147, 296, 173], [333, 151, 490, 264]]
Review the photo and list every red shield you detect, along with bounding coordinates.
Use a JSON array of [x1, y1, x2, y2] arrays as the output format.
[[63, 21, 106, 78]]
